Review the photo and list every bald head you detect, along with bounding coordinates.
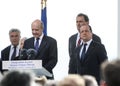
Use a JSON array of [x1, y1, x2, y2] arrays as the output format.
[[32, 19, 44, 29], [58, 74, 85, 86], [31, 19, 44, 38]]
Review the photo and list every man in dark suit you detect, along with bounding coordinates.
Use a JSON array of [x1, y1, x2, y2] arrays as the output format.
[[1, 28, 21, 60], [70, 25, 108, 84], [23, 19, 58, 79], [69, 13, 101, 74], [1, 28, 21, 73]]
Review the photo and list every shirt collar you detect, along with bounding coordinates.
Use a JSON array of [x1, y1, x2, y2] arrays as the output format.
[[81, 39, 92, 45], [11, 45, 19, 49], [35, 32, 44, 41], [77, 32, 80, 38]]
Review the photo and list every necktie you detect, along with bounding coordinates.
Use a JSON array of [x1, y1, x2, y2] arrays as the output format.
[[80, 43, 87, 61], [77, 38, 81, 47], [11, 46, 16, 60], [35, 38, 39, 51]]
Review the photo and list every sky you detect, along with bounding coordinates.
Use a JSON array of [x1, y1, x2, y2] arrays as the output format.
[[0, 0, 117, 80]]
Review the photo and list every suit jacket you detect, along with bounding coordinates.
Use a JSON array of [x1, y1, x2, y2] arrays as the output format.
[[23, 35, 58, 79], [1, 46, 20, 73], [69, 40, 108, 84], [1, 45, 20, 60], [1, 46, 11, 60], [68, 33, 101, 73]]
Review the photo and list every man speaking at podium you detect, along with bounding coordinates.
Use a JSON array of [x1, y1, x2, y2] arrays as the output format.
[[23, 19, 58, 79]]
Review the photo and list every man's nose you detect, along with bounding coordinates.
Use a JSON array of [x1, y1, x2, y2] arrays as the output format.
[[32, 30, 36, 33]]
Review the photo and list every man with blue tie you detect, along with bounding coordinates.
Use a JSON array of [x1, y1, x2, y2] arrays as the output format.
[[71, 25, 108, 85], [23, 19, 58, 79]]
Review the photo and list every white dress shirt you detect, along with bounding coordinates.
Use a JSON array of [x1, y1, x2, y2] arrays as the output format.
[[79, 39, 92, 58], [9, 45, 20, 60]]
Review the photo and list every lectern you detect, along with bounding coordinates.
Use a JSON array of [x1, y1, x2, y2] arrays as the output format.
[[2, 60, 52, 77]]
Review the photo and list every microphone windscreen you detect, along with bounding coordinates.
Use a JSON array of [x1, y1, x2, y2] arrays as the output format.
[[19, 49, 27, 60], [27, 49, 37, 60]]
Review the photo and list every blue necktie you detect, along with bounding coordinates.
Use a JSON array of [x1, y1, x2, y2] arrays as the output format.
[[81, 43, 87, 61], [11, 46, 16, 60], [35, 38, 39, 51]]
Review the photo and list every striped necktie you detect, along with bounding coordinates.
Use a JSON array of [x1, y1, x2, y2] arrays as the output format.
[[77, 38, 81, 47]]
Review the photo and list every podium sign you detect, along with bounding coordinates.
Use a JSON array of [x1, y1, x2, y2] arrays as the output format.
[[2, 60, 42, 70], [2, 60, 52, 77]]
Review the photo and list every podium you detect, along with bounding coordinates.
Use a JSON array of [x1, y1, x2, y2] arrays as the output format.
[[31, 68, 52, 77], [2, 60, 52, 77]]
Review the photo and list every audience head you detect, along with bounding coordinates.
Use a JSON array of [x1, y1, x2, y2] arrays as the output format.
[[9, 28, 21, 46], [101, 59, 120, 86], [0, 70, 40, 86], [31, 19, 44, 38], [44, 80, 59, 86], [58, 74, 85, 86], [35, 75, 47, 86], [83, 75, 98, 86], [76, 13, 89, 32]]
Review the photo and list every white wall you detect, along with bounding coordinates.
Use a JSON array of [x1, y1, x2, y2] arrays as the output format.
[[0, 0, 117, 80], [118, 0, 120, 57]]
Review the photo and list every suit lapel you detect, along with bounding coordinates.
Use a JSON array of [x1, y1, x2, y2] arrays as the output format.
[[7, 46, 11, 60], [76, 44, 82, 61], [31, 37, 35, 48], [73, 34, 77, 48], [37, 35, 47, 52], [4, 46, 11, 60]]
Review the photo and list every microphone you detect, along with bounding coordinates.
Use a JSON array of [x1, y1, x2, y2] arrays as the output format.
[[19, 49, 28, 60], [27, 49, 37, 60]]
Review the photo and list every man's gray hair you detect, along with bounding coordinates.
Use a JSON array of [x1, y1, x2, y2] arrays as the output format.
[[9, 28, 21, 34]]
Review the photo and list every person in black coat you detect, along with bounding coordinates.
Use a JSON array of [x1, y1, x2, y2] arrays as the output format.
[[1, 29, 21, 61], [69, 25, 108, 84], [23, 19, 58, 79]]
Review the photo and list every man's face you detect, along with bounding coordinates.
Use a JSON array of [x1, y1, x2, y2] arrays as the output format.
[[76, 16, 88, 32], [9, 32, 20, 46], [80, 25, 92, 42], [31, 21, 43, 38]]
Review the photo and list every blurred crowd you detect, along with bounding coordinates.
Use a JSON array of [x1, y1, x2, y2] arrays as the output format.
[[0, 58, 120, 86]]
